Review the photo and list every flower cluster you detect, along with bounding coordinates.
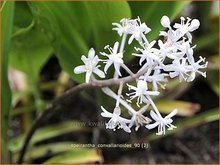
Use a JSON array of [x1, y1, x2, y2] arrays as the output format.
[[74, 16, 207, 135]]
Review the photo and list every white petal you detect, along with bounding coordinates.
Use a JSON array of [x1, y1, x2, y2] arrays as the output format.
[[128, 35, 135, 45], [104, 61, 113, 73], [150, 110, 161, 121], [85, 71, 92, 83], [88, 48, 95, 59], [93, 68, 105, 78], [81, 55, 88, 64], [165, 109, 178, 119], [114, 62, 122, 76], [74, 65, 85, 74], [101, 106, 113, 118], [121, 123, 131, 133], [148, 40, 156, 48], [113, 41, 119, 54], [146, 122, 159, 129], [145, 91, 160, 96]]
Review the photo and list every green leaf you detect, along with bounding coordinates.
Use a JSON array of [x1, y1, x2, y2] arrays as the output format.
[[1, 1, 14, 163], [155, 100, 200, 117], [28, 2, 131, 83], [43, 149, 103, 164], [9, 21, 53, 81], [13, 2, 33, 30], [8, 120, 88, 153], [86, 2, 131, 50], [12, 142, 74, 163]]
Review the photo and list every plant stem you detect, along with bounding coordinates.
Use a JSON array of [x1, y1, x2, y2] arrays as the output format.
[[102, 87, 136, 114], [119, 33, 127, 54]]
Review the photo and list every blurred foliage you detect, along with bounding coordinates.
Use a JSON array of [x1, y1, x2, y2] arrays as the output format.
[[1, 1, 219, 164], [1, 1, 14, 163]]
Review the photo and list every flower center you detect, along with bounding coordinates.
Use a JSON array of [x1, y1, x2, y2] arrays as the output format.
[[85, 61, 93, 71]]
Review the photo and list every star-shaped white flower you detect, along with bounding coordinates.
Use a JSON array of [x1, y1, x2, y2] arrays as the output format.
[[140, 69, 168, 91], [112, 18, 131, 36], [146, 109, 177, 135], [100, 41, 124, 76], [127, 80, 160, 107], [187, 56, 208, 82], [164, 58, 190, 81], [128, 17, 151, 45], [133, 41, 159, 66], [173, 17, 200, 42], [158, 40, 184, 60], [74, 48, 105, 83], [101, 106, 131, 133]]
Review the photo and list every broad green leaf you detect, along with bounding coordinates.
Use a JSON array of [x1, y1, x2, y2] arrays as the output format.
[[1, 1, 14, 163], [146, 108, 219, 141], [28, 2, 89, 83], [86, 2, 131, 51], [9, 21, 53, 81], [12, 142, 74, 163], [28, 2, 131, 83], [155, 100, 200, 117], [8, 120, 88, 153], [13, 2, 33, 30], [43, 149, 103, 164]]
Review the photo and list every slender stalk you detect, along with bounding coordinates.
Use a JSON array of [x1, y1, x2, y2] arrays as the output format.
[[147, 96, 162, 118], [102, 87, 137, 114], [119, 33, 127, 54], [121, 63, 134, 76]]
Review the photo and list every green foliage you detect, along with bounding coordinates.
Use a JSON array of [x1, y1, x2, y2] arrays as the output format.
[[1, 1, 14, 163], [8, 120, 87, 153], [27, 2, 131, 83], [9, 22, 53, 81], [44, 149, 103, 164]]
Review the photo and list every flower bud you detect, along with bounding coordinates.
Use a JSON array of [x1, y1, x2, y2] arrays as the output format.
[[161, 15, 170, 28], [189, 19, 200, 32]]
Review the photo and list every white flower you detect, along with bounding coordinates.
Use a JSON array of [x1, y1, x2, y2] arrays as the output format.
[[129, 104, 152, 131], [133, 41, 159, 66], [173, 17, 200, 42], [128, 17, 151, 45], [140, 69, 168, 91], [100, 42, 123, 76], [158, 40, 184, 60], [127, 80, 160, 107], [165, 58, 190, 81], [101, 106, 131, 133], [187, 56, 208, 82], [74, 48, 105, 83], [146, 109, 177, 135], [112, 18, 131, 36]]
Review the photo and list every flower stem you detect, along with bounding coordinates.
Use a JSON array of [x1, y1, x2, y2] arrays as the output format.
[[121, 63, 134, 76], [147, 96, 162, 118], [102, 87, 136, 114], [119, 33, 127, 54]]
